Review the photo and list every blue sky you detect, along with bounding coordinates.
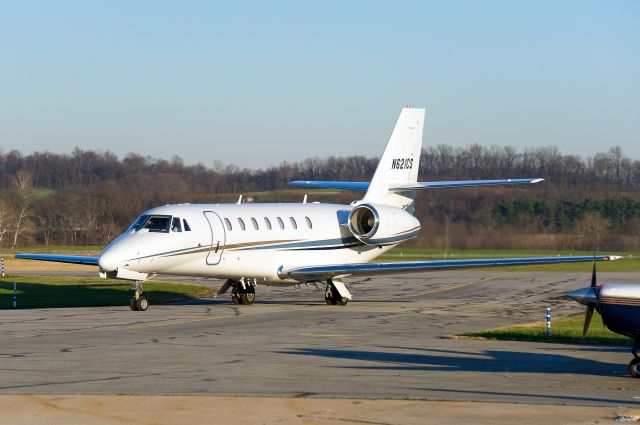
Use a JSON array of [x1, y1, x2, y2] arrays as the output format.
[[1, 1, 638, 168]]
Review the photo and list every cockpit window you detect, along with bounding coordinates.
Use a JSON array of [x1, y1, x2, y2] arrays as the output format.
[[183, 219, 191, 231], [142, 215, 171, 233], [171, 217, 182, 232], [128, 214, 172, 233], [128, 214, 150, 232]]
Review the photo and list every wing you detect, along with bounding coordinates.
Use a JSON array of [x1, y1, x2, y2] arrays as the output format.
[[289, 178, 543, 191], [280, 255, 621, 280], [15, 253, 99, 266]]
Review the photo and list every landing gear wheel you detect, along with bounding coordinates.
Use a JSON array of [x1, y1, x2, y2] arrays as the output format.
[[325, 286, 337, 305], [129, 281, 148, 312], [325, 284, 348, 305], [231, 281, 256, 305], [629, 357, 640, 378], [241, 286, 256, 305], [135, 296, 149, 312]]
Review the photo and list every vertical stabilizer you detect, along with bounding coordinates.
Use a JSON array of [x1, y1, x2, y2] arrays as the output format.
[[361, 107, 425, 209]]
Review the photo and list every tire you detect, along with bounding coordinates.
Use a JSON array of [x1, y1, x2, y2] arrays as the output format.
[[130, 297, 138, 311], [325, 284, 347, 305], [241, 291, 255, 305], [135, 296, 149, 312], [629, 357, 640, 378], [232, 294, 242, 305], [325, 286, 334, 305]]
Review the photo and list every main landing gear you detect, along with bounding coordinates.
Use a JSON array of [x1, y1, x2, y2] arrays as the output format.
[[629, 339, 640, 378], [129, 281, 149, 312], [215, 279, 256, 305], [325, 279, 350, 306], [217, 278, 352, 306]]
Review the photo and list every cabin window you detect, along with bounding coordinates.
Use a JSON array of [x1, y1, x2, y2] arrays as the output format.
[[305, 216, 313, 229], [183, 219, 191, 231], [251, 217, 259, 230], [140, 215, 171, 233], [290, 217, 297, 229], [277, 217, 284, 229], [171, 217, 182, 232], [224, 218, 232, 231], [264, 217, 272, 230], [238, 218, 246, 231]]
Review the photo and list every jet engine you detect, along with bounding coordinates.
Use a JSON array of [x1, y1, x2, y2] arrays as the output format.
[[347, 203, 420, 246]]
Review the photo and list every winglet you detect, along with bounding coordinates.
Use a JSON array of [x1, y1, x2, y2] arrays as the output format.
[[603, 255, 623, 261]]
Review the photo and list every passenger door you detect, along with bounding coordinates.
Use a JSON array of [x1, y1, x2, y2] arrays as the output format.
[[203, 211, 226, 265]]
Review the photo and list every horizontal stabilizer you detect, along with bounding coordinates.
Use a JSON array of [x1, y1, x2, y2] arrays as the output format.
[[390, 178, 544, 190], [15, 253, 100, 266], [289, 178, 543, 192], [280, 255, 621, 280], [289, 181, 370, 191]]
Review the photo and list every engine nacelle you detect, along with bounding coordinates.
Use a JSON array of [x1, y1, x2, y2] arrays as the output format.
[[348, 203, 421, 246]]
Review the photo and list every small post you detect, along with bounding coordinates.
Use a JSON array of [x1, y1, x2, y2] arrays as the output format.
[[1, 257, 4, 278], [13, 282, 17, 308], [546, 307, 551, 337]]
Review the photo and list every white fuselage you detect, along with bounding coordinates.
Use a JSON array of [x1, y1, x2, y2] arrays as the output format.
[[98, 202, 417, 286]]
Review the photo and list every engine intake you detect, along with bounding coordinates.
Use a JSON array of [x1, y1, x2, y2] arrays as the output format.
[[347, 203, 421, 246], [348, 205, 380, 240]]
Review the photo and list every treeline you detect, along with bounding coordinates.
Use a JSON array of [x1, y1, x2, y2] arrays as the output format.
[[0, 144, 639, 250], [2, 144, 639, 193]]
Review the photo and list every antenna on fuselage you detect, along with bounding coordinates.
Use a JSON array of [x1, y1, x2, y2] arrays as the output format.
[[236, 195, 242, 205], [303, 194, 307, 204]]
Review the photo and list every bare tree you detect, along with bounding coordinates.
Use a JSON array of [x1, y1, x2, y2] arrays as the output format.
[[11, 170, 34, 248], [575, 212, 609, 251], [0, 200, 14, 247]]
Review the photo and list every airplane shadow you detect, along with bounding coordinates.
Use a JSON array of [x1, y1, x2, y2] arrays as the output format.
[[278, 346, 627, 377], [0, 280, 204, 309]]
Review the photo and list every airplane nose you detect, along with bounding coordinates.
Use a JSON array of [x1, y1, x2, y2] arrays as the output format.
[[566, 286, 597, 305], [98, 250, 120, 272]]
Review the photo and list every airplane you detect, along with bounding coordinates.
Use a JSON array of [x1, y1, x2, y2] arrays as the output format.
[[568, 261, 640, 378], [17, 107, 620, 312]]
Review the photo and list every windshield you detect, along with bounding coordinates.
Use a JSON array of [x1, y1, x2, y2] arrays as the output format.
[[128, 215, 149, 232], [128, 214, 171, 233]]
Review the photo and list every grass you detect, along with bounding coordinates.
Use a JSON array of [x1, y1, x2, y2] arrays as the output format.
[[0, 275, 213, 309], [379, 248, 640, 272], [463, 314, 632, 346], [34, 188, 56, 200]]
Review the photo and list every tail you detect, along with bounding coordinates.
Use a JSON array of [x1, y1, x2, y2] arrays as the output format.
[[289, 107, 541, 199], [361, 107, 425, 209]]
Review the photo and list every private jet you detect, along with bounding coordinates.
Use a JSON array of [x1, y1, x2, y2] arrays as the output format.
[[17, 107, 619, 311]]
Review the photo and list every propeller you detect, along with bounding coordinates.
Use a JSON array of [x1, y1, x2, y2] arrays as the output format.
[[582, 253, 600, 338]]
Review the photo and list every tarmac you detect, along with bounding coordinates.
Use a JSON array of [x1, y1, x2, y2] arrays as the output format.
[[1, 270, 639, 424]]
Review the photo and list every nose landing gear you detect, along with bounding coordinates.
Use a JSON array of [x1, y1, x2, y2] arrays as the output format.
[[129, 281, 149, 311]]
